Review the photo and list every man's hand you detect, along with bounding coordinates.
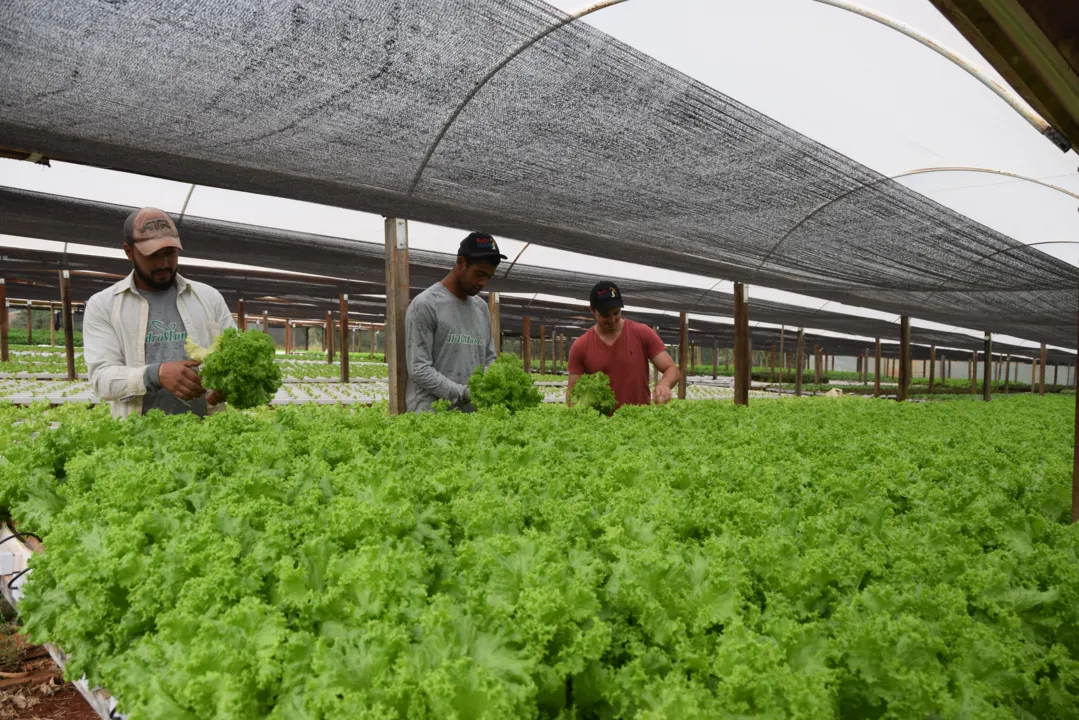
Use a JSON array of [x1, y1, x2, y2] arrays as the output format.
[[159, 360, 205, 401], [206, 389, 225, 407], [652, 383, 673, 405]]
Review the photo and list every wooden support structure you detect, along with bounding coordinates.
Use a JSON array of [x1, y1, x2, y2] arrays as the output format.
[[813, 345, 822, 384], [970, 352, 977, 394], [0, 279, 7, 362], [794, 329, 805, 396], [770, 344, 777, 383], [982, 333, 992, 402], [1054, 362, 1059, 388], [385, 218, 410, 415], [678, 312, 689, 400], [370, 326, 377, 356], [1039, 343, 1048, 395], [711, 338, 718, 380], [49, 301, 56, 346], [898, 315, 910, 402], [262, 310, 269, 334], [1004, 354, 1011, 393], [778, 327, 785, 389], [874, 338, 881, 397], [60, 271, 76, 381], [539, 325, 547, 374], [25, 301, 31, 345], [928, 346, 936, 394], [733, 283, 749, 406], [339, 295, 349, 383], [522, 316, 532, 374], [237, 299, 246, 332], [285, 320, 291, 354], [488, 292, 501, 355], [325, 311, 334, 364]]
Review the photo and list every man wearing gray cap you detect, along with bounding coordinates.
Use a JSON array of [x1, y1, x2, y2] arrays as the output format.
[[83, 207, 235, 418]]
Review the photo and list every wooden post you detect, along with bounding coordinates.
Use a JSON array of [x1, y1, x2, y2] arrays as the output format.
[[898, 315, 910, 402], [678, 312, 689, 400], [813, 345, 822, 384], [60, 271, 76, 381], [733, 283, 749, 406], [778, 326, 785, 389], [0, 279, 8, 362], [385, 218, 410, 415], [1004, 354, 1011, 393], [555, 334, 562, 374], [262, 309, 269, 334], [1054, 362, 1059, 389], [339, 294, 349, 383], [326, 311, 334, 364], [1040, 343, 1048, 395], [370, 326, 377, 356], [712, 338, 718, 380], [25, 301, 32, 345], [49, 301, 56, 346], [770, 344, 777, 383], [488, 292, 501, 355], [982, 333, 992, 402], [874, 338, 881, 397], [285, 320, 291, 354], [928, 346, 936, 394], [522, 316, 532, 374], [539, 325, 547, 374], [794, 329, 805, 396], [237, 299, 246, 332]]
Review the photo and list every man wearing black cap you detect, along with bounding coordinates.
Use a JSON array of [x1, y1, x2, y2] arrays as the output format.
[[568, 281, 680, 409], [405, 232, 506, 412]]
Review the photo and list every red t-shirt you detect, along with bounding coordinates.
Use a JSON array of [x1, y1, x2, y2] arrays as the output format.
[[568, 320, 667, 407]]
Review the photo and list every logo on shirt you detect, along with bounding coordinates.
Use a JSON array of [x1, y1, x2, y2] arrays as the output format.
[[146, 320, 187, 344], [447, 327, 485, 346]]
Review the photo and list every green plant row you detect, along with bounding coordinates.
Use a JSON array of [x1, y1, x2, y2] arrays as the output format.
[[0, 397, 1076, 719]]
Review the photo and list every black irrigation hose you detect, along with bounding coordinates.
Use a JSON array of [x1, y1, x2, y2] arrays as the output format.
[[7, 568, 29, 590], [0, 532, 42, 548]]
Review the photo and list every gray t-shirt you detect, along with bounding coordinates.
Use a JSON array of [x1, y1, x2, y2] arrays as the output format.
[[405, 283, 497, 412], [139, 286, 206, 417]]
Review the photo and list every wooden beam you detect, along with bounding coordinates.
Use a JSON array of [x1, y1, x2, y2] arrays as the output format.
[[678, 312, 689, 400], [1054, 362, 1060, 388], [1004, 353, 1011, 393], [522, 316, 532, 374], [25, 301, 31, 345], [813, 345, 822, 384], [795, 328, 805, 396], [339, 294, 349, 383], [1040, 343, 1048, 395], [488, 292, 501, 355], [284, 320, 291, 354], [49, 301, 56, 346], [370, 325, 376, 356], [539, 324, 547, 374], [874, 338, 881, 397], [385, 218, 410, 415], [711, 338, 718, 380], [0, 279, 8, 362], [929, 345, 936, 394], [262, 309, 269, 334], [778, 327, 785, 390], [60, 271, 76, 381], [733, 283, 749, 406], [237, 299, 246, 332], [983, 333, 992, 402], [898, 315, 910, 402]]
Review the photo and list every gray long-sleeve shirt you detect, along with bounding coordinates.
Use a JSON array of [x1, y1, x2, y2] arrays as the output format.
[[405, 283, 497, 412]]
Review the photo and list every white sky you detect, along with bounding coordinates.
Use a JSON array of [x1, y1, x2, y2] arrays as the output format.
[[1, 0, 1076, 357]]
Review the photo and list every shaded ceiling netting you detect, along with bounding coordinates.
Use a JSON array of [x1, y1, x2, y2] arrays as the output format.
[[1, 190, 1072, 363], [0, 1, 1074, 347]]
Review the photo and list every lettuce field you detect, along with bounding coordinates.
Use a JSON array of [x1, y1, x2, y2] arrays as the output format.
[[0, 396, 1077, 719]]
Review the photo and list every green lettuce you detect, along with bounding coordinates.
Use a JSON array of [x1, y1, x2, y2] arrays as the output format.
[[569, 372, 617, 415], [197, 329, 282, 409], [468, 353, 541, 412]]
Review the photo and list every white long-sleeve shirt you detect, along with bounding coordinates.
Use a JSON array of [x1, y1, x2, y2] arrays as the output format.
[[84, 272, 235, 418]]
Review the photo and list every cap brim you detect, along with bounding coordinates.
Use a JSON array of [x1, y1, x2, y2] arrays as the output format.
[[592, 299, 624, 313], [134, 237, 183, 255], [467, 252, 508, 261]]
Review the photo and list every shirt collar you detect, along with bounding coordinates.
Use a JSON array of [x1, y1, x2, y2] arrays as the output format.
[[117, 271, 189, 295]]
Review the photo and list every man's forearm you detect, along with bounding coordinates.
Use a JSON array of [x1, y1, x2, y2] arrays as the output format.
[[410, 363, 468, 404], [658, 366, 680, 389]]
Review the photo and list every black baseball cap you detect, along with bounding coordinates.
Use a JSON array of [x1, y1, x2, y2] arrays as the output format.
[[459, 232, 507, 262], [590, 281, 624, 314]]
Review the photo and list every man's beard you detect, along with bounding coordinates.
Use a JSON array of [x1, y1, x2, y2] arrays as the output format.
[[133, 262, 176, 291]]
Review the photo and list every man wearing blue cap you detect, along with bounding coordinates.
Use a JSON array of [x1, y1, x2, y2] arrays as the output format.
[[405, 232, 506, 412]]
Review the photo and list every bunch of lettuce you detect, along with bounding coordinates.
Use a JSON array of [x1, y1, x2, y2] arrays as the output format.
[[569, 372, 617, 415], [186, 329, 281, 409], [468, 353, 541, 412]]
